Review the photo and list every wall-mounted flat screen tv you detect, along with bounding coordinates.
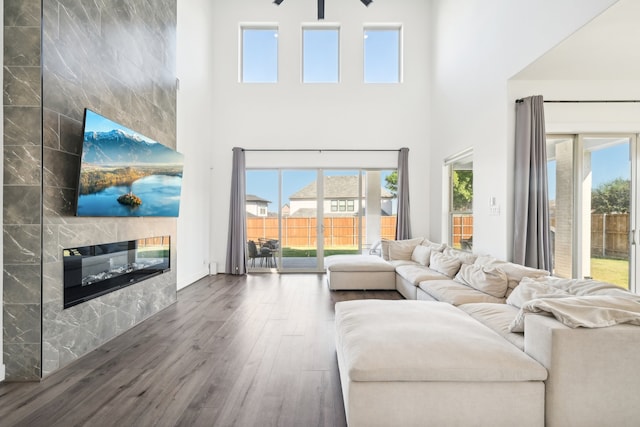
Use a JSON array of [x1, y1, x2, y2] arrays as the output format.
[[75, 109, 184, 217]]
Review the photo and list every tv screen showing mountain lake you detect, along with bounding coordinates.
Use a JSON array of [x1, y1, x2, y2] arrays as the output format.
[[77, 173, 182, 217], [76, 109, 184, 217]]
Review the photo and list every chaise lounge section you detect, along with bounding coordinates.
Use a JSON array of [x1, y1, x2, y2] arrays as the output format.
[[325, 254, 396, 290]]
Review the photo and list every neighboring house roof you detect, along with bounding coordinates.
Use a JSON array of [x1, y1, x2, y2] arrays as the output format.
[[246, 194, 271, 204], [289, 208, 322, 217], [289, 176, 394, 199]]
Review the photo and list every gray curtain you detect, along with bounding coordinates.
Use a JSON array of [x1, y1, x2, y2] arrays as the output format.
[[226, 147, 247, 275], [396, 147, 411, 240], [513, 96, 552, 271]]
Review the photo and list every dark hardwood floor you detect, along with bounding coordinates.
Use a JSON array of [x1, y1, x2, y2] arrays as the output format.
[[0, 273, 402, 427]]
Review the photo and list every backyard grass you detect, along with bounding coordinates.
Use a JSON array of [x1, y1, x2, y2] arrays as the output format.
[[590, 257, 629, 289], [281, 247, 359, 257]]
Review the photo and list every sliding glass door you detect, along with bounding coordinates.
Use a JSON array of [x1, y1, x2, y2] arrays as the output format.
[[547, 134, 637, 291], [580, 136, 633, 289], [245, 168, 396, 273]]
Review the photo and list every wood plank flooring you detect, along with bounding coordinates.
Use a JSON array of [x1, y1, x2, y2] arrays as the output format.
[[0, 273, 402, 427]]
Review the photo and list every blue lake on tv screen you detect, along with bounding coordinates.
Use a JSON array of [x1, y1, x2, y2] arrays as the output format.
[[77, 175, 182, 217]]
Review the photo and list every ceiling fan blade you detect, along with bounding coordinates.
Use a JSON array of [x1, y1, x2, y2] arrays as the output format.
[[318, 0, 324, 20], [273, 0, 284, 5]]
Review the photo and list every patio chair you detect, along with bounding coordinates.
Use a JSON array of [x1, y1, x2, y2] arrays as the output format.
[[247, 240, 266, 267]]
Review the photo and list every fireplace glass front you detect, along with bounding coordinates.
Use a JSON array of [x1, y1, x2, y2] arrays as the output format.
[[63, 236, 170, 309]]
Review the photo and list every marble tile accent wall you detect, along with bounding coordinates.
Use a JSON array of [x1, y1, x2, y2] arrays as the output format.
[[40, 0, 178, 376], [3, 0, 178, 380], [3, 0, 43, 381]]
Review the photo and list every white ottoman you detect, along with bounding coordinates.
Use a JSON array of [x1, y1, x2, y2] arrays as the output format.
[[335, 300, 547, 427], [325, 255, 396, 290]]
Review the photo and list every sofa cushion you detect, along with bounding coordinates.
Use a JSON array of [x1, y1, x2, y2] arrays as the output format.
[[458, 303, 524, 350], [411, 245, 431, 266], [429, 252, 462, 278], [475, 258, 550, 294], [444, 247, 478, 265], [419, 280, 505, 306], [387, 259, 417, 268], [382, 238, 424, 261], [454, 264, 509, 298], [334, 300, 547, 382], [325, 254, 396, 272], [395, 264, 449, 285]]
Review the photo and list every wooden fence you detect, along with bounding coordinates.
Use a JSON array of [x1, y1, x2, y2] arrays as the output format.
[[247, 216, 397, 248], [591, 213, 629, 259], [451, 214, 473, 249]]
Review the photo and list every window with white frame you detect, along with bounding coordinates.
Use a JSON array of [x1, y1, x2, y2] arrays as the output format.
[[444, 150, 473, 251], [331, 199, 355, 212], [303, 27, 339, 83], [241, 26, 278, 83], [364, 26, 401, 83]]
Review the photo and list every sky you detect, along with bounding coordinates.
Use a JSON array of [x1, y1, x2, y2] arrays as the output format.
[[246, 169, 395, 212], [548, 142, 629, 201], [242, 27, 400, 83], [84, 109, 158, 144]]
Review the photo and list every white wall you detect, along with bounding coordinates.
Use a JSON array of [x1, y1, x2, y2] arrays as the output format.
[[176, 0, 215, 288], [210, 0, 430, 272], [509, 80, 640, 134], [429, 0, 618, 260]]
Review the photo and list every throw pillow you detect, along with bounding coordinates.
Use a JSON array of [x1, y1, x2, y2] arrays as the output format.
[[429, 252, 462, 278], [444, 247, 478, 265], [497, 262, 550, 292], [506, 276, 569, 308], [421, 239, 446, 252], [387, 238, 424, 261], [454, 264, 509, 298], [411, 245, 431, 266]]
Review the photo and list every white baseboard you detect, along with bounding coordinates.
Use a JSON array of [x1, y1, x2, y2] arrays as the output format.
[[0, 363, 5, 382], [177, 268, 210, 291]]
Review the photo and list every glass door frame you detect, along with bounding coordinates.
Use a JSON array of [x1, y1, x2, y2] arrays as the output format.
[[551, 133, 638, 293], [246, 167, 394, 273]]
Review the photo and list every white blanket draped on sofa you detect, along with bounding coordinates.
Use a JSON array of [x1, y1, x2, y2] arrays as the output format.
[[508, 276, 640, 331]]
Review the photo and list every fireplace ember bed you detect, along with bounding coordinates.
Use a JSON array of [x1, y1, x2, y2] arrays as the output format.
[[63, 236, 170, 309]]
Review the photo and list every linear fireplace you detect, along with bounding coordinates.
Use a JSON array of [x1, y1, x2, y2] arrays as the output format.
[[63, 236, 170, 309]]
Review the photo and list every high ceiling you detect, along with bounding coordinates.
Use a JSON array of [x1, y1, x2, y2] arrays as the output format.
[[513, 0, 640, 80]]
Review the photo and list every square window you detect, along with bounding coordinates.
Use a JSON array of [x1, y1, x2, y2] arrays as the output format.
[[364, 28, 401, 83], [347, 200, 355, 211], [339, 200, 346, 211], [331, 200, 338, 211], [303, 28, 339, 83], [242, 27, 278, 83]]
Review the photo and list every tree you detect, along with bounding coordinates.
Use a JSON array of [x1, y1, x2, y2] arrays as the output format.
[[591, 178, 630, 213], [385, 170, 398, 197], [452, 170, 473, 211]]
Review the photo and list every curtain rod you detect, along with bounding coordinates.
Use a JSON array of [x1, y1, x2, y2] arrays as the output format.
[[515, 99, 640, 104], [240, 148, 402, 152]]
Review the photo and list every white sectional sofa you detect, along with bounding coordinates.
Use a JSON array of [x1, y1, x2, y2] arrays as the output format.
[[326, 237, 550, 302], [329, 238, 640, 427]]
